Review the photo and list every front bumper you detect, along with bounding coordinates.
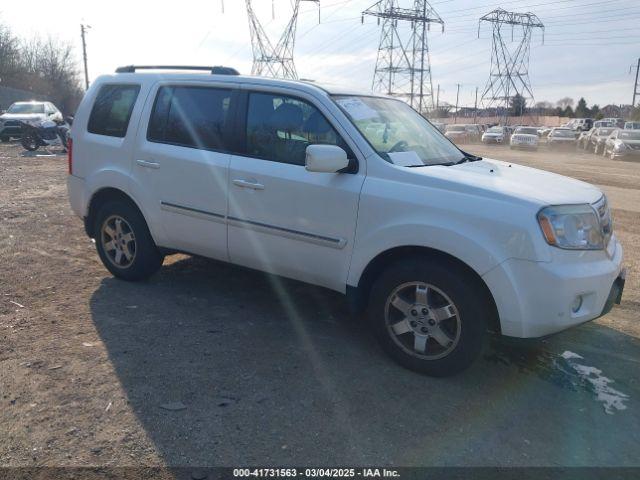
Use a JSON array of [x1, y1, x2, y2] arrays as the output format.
[[511, 142, 538, 149], [483, 237, 624, 338], [482, 137, 503, 144]]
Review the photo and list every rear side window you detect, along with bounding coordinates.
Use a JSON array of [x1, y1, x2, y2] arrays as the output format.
[[147, 86, 232, 151], [88, 84, 140, 137]]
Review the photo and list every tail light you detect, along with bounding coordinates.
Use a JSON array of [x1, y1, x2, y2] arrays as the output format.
[[67, 138, 73, 175]]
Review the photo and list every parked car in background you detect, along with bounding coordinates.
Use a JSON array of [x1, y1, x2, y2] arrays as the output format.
[[589, 127, 617, 154], [0, 101, 63, 142], [572, 118, 593, 131], [445, 124, 481, 144], [602, 118, 625, 129], [66, 65, 624, 376], [624, 121, 640, 130], [603, 129, 640, 160], [510, 126, 539, 150], [547, 128, 577, 149], [481, 126, 509, 144], [594, 120, 614, 128], [538, 126, 552, 138]]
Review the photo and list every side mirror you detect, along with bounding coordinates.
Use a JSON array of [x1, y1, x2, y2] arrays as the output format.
[[305, 144, 349, 173]]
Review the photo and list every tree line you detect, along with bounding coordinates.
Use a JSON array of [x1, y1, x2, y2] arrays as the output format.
[[0, 20, 83, 114]]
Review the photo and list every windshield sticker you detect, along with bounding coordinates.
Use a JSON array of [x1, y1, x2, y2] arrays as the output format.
[[336, 98, 379, 121], [387, 151, 422, 167]]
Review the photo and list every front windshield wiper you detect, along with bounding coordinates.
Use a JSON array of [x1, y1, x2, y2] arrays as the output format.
[[454, 152, 482, 165]]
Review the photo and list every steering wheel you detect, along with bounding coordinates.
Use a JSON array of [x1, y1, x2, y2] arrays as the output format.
[[389, 140, 409, 153]]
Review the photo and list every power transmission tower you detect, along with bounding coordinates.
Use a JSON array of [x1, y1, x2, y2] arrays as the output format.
[[478, 9, 543, 121], [245, 0, 319, 80], [363, 0, 444, 114]]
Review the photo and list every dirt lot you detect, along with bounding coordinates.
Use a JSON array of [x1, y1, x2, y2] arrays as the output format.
[[1, 141, 639, 469]]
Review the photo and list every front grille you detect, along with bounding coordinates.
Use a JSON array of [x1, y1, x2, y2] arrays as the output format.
[[593, 195, 612, 244]]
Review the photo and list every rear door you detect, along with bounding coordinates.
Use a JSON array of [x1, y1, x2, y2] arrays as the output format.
[[226, 88, 365, 292], [132, 82, 239, 260]]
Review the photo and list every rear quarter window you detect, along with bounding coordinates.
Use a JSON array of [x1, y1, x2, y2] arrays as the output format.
[[88, 84, 140, 138]]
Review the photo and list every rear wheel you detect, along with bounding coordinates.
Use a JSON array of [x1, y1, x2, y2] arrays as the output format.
[[367, 257, 488, 376], [94, 200, 164, 281]]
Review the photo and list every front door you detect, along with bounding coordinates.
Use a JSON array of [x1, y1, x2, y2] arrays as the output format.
[[227, 90, 365, 292]]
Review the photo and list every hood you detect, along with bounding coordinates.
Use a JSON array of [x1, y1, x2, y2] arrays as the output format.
[[0, 113, 47, 122], [410, 158, 602, 206], [512, 133, 537, 139], [483, 133, 503, 137]]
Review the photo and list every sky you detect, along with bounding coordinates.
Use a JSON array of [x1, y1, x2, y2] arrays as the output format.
[[0, 0, 638, 109]]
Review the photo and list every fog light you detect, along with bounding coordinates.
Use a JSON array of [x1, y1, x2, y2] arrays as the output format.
[[571, 295, 583, 313]]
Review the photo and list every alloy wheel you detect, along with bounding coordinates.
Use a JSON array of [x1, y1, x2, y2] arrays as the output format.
[[101, 215, 136, 269], [384, 282, 461, 360]]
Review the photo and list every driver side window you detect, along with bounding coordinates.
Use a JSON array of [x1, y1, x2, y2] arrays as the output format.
[[245, 92, 352, 166]]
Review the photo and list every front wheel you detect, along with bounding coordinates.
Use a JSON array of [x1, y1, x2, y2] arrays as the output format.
[[94, 200, 164, 281], [367, 258, 488, 376], [21, 132, 39, 151]]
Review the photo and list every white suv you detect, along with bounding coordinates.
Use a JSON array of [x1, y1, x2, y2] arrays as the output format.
[[67, 66, 625, 376]]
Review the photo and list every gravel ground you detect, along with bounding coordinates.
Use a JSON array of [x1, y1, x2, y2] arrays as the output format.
[[0, 141, 639, 468]]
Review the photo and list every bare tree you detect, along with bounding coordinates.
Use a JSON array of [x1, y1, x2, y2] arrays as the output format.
[[0, 19, 83, 113], [556, 97, 574, 109]]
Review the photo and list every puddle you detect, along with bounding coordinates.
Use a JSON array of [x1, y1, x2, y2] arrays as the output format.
[[484, 339, 630, 414]]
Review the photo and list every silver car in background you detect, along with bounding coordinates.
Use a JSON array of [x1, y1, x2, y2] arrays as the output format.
[[481, 125, 509, 144], [510, 126, 539, 150], [603, 129, 640, 159], [547, 128, 577, 149]]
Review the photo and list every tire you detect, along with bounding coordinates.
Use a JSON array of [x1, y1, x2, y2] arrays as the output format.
[[367, 257, 488, 376], [1, 135, 10, 143], [94, 200, 164, 281], [21, 133, 38, 151]]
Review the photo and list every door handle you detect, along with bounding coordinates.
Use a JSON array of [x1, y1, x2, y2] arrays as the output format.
[[136, 159, 160, 169], [233, 179, 265, 190]]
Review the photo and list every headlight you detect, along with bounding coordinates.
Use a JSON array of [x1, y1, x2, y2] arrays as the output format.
[[614, 142, 626, 151], [537, 204, 604, 250]]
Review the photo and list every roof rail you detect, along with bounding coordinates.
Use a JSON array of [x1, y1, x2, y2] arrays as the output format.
[[115, 65, 240, 75]]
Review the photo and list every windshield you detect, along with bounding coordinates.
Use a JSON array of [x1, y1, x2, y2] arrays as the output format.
[[515, 127, 538, 135], [487, 127, 503, 133], [551, 129, 574, 138], [7, 103, 44, 114], [333, 95, 466, 166], [619, 131, 640, 140]]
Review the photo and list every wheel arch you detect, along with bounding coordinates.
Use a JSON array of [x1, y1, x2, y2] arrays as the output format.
[[347, 245, 501, 333], [84, 187, 146, 239]]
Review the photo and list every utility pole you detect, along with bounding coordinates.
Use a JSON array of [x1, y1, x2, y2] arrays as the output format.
[[632, 57, 640, 107], [436, 84, 440, 110], [454, 83, 461, 123], [473, 86, 478, 124], [80, 24, 90, 90]]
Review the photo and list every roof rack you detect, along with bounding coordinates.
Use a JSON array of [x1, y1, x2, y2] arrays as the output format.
[[115, 65, 240, 75]]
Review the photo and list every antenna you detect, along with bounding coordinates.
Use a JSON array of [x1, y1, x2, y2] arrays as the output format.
[[246, 0, 320, 80], [478, 8, 544, 121], [363, 0, 444, 114]]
